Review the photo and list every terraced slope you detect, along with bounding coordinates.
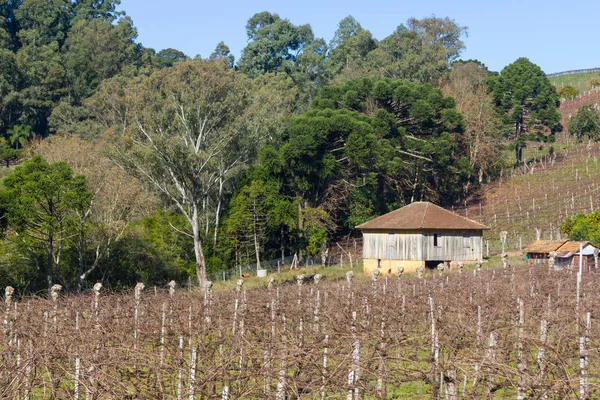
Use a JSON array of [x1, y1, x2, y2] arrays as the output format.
[[557, 89, 600, 141], [453, 143, 600, 254]]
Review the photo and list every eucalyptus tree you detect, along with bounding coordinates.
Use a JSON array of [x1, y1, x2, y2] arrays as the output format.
[[112, 59, 282, 286]]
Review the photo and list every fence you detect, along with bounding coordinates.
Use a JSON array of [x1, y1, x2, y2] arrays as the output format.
[[203, 251, 362, 284], [547, 67, 600, 78]]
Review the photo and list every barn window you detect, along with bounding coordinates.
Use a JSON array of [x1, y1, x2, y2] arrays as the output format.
[[377, 259, 382, 268], [463, 234, 471, 248], [434, 233, 442, 247], [387, 233, 395, 246]]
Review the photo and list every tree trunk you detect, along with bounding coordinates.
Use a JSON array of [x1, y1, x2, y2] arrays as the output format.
[[192, 204, 207, 288], [47, 233, 53, 297], [213, 175, 224, 249], [77, 231, 85, 293], [253, 211, 261, 271]]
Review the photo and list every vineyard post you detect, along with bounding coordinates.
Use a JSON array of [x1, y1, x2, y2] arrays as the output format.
[[485, 332, 498, 396], [177, 336, 184, 400], [313, 290, 320, 333], [189, 346, 198, 400], [445, 370, 457, 400], [376, 310, 387, 398], [371, 269, 379, 296], [297, 274, 304, 306], [538, 318, 548, 394], [320, 334, 329, 400], [517, 298, 525, 399], [133, 283, 144, 352], [160, 302, 166, 368], [577, 244, 582, 333], [3, 286, 13, 342], [51, 284, 61, 332], [275, 314, 287, 400], [580, 312, 591, 399], [24, 338, 32, 399], [346, 271, 353, 289], [347, 311, 360, 400], [429, 293, 440, 397], [477, 306, 482, 347], [92, 283, 101, 331], [74, 357, 81, 400]]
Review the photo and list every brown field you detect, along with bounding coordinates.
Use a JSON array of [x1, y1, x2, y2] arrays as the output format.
[[1, 264, 599, 399]]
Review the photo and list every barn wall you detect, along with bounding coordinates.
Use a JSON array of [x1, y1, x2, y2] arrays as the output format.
[[362, 229, 483, 261]]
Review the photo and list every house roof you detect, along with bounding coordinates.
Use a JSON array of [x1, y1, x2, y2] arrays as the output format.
[[556, 241, 591, 253], [356, 202, 488, 231], [524, 240, 568, 253]]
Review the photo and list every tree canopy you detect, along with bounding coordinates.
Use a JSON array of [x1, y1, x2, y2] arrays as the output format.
[[561, 211, 600, 246], [568, 105, 600, 141]]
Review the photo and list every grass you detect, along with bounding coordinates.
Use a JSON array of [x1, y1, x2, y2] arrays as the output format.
[[550, 72, 600, 94], [212, 263, 367, 291]]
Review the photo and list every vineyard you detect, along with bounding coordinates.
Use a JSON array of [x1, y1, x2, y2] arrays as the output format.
[[452, 141, 600, 255], [1, 264, 599, 399]]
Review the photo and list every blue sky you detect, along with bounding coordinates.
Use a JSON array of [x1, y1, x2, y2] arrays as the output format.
[[118, 0, 598, 74]]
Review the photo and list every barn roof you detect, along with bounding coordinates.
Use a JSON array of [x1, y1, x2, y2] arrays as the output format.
[[356, 202, 488, 230], [524, 240, 568, 253]]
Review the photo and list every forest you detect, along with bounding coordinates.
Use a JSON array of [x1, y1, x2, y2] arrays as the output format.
[[0, 1, 566, 294]]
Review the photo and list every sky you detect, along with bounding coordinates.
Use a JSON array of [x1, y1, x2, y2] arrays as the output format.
[[117, 0, 599, 74]]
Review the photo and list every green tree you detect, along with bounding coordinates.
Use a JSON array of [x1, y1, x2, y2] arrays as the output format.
[[209, 41, 234, 67], [561, 211, 600, 245], [111, 60, 275, 287], [557, 85, 578, 99], [0, 155, 92, 295], [568, 105, 600, 141], [71, 0, 123, 23], [363, 16, 467, 84], [62, 17, 141, 102], [237, 77, 468, 260], [0, 138, 21, 167], [489, 58, 561, 163], [238, 12, 317, 78], [155, 47, 188, 68], [327, 16, 377, 77], [7, 124, 32, 149]]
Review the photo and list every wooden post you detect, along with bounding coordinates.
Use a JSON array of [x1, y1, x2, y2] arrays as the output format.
[[189, 346, 198, 400], [445, 370, 457, 400], [517, 298, 525, 400], [320, 334, 329, 400], [580, 312, 591, 399]]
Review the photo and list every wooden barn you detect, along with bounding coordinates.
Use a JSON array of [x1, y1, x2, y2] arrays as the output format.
[[357, 202, 487, 275]]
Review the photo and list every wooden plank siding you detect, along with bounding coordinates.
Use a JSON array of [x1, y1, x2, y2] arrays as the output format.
[[362, 229, 483, 261]]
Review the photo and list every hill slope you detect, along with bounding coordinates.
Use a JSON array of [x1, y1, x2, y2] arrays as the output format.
[[453, 142, 600, 254]]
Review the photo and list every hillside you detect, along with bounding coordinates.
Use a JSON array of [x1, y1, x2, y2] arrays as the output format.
[[549, 70, 600, 93], [557, 89, 600, 140], [453, 142, 600, 254]]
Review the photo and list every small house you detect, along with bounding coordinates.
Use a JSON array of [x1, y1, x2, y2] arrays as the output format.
[[525, 240, 599, 270], [357, 202, 488, 275], [524, 240, 567, 262]]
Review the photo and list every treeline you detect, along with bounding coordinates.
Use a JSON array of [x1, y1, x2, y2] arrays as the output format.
[[0, 1, 563, 294]]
